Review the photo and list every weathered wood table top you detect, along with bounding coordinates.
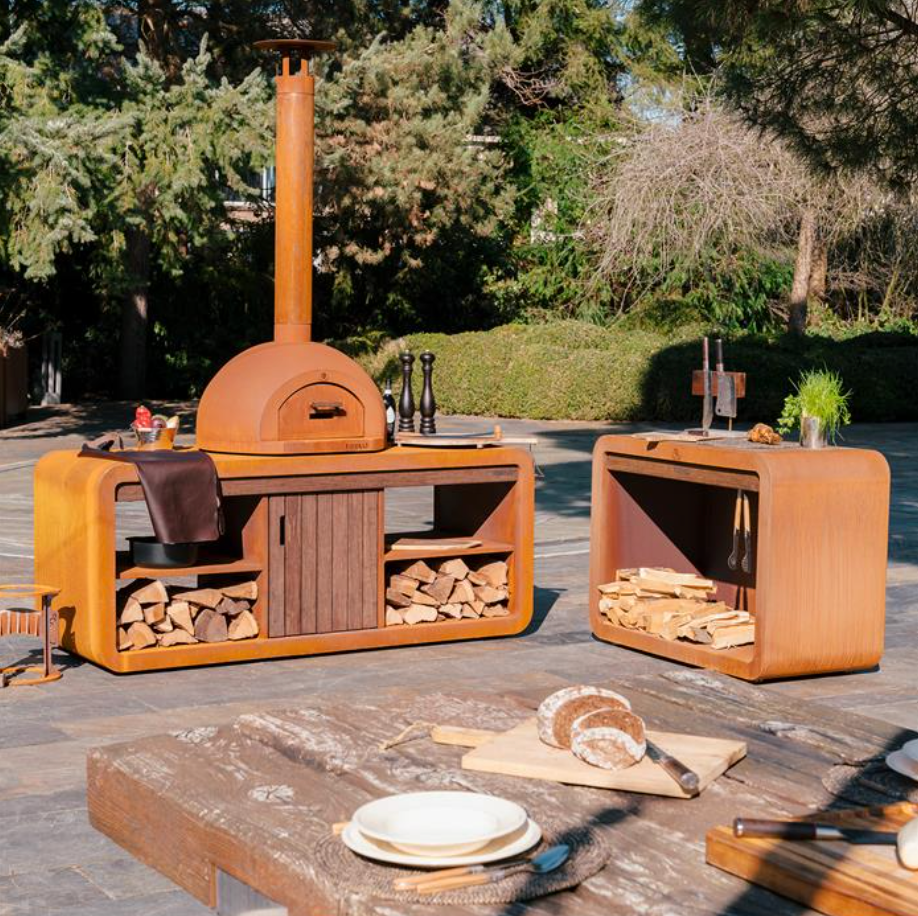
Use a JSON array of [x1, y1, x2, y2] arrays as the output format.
[[87, 670, 918, 916]]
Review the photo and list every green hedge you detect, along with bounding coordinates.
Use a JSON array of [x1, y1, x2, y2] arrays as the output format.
[[347, 320, 918, 423]]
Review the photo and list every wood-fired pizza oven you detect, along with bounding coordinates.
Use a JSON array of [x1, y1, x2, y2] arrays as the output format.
[[196, 39, 386, 455]]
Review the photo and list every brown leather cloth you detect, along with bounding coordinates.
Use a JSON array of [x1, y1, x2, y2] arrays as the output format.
[[80, 439, 224, 544]]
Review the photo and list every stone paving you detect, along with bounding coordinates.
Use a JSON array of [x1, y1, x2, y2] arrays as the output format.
[[0, 403, 916, 915]]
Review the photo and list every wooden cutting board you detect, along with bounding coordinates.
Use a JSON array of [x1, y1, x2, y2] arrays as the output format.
[[706, 802, 918, 916], [432, 719, 746, 798]]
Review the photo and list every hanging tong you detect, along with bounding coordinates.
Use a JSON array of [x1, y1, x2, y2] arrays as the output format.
[[727, 489, 742, 570], [741, 492, 752, 573], [728, 490, 753, 573]]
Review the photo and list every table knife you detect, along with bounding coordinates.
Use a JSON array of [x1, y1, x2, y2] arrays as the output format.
[[646, 739, 700, 796]]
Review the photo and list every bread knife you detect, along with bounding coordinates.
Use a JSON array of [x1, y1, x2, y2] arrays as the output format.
[[645, 739, 700, 796]]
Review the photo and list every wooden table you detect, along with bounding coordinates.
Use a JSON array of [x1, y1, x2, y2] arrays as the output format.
[[87, 672, 918, 915]]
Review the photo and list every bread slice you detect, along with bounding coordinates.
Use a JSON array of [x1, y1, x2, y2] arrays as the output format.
[[536, 685, 631, 749], [570, 708, 647, 770]]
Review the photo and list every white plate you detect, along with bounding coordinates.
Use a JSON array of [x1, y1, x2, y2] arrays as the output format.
[[351, 791, 527, 856], [341, 817, 542, 868], [887, 750, 918, 782], [901, 739, 918, 763]]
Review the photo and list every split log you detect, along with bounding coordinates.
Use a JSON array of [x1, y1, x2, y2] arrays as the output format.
[[385, 588, 413, 609], [389, 574, 418, 597], [460, 603, 480, 618], [167, 601, 195, 635], [402, 560, 436, 584], [476, 561, 508, 588], [467, 570, 487, 586], [172, 587, 223, 609], [449, 579, 476, 605], [409, 590, 439, 607], [221, 581, 257, 601], [711, 623, 756, 649], [152, 616, 173, 634], [126, 621, 157, 649], [421, 575, 455, 605], [129, 579, 169, 605], [194, 608, 228, 643], [482, 603, 510, 618], [119, 597, 144, 625], [439, 558, 469, 580], [216, 597, 247, 617], [403, 605, 439, 625], [228, 609, 259, 640], [117, 627, 132, 651], [439, 603, 463, 619], [385, 607, 404, 626], [473, 585, 508, 605], [158, 629, 197, 647], [142, 602, 167, 627]]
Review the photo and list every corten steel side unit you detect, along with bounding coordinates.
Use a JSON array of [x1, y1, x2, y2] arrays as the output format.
[[588, 435, 890, 681], [34, 446, 533, 674]]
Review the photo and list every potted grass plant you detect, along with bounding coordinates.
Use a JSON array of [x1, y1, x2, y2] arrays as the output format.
[[777, 368, 852, 448]]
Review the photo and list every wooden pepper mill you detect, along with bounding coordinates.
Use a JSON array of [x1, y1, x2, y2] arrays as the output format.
[[398, 351, 415, 432], [419, 350, 437, 435]]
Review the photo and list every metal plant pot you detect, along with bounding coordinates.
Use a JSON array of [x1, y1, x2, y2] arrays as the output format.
[[800, 415, 827, 449]]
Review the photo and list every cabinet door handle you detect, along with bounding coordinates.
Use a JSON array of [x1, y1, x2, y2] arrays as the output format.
[[310, 400, 344, 417]]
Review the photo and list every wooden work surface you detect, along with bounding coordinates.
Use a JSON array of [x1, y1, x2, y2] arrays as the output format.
[[87, 672, 918, 916]]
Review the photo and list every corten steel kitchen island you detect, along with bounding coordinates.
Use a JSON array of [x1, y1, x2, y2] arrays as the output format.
[[34, 445, 534, 673], [588, 434, 890, 681]]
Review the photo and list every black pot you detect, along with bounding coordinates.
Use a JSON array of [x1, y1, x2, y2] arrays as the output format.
[[128, 537, 199, 569]]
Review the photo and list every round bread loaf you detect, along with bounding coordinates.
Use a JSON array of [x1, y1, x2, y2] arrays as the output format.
[[536, 685, 631, 749], [570, 708, 647, 770]]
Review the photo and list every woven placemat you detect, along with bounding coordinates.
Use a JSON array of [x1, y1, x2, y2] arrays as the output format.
[[313, 817, 609, 905]]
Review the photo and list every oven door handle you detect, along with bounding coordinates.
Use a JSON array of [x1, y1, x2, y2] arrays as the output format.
[[309, 400, 345, 417]]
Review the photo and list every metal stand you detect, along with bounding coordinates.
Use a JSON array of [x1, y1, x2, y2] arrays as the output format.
[[0, 584, 62, 687]]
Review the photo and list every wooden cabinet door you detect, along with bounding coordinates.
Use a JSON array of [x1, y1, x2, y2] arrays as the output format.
[[268, 490, 381, 637]]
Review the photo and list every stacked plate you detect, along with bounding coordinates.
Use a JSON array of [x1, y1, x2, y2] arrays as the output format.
[[887, 739, 918, 781], [342, 791, 541, 867]]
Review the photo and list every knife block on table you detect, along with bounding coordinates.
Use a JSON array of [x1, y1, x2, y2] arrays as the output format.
[[588, 435, 890, 681]]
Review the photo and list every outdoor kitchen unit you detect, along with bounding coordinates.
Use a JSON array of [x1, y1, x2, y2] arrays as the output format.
[[33, 38, 535, 673], [196, 39, 386, 456]]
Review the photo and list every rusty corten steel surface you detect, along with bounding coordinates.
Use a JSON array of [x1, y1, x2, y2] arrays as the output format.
[[197, 39, 386, 455]]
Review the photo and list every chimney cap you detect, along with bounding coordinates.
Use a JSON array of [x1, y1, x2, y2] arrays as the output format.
[[254, 38, 337, 58]]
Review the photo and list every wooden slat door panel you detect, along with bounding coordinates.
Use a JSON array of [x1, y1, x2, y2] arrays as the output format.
[[268, 490, 381, 637]]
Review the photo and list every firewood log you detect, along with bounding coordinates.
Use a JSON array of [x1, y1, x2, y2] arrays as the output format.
[[158, 629, 197, 647], [473, 585, 508, 605], [126, 621, 157, 649], [410, 590, 439, 607], [228, 609, 259, 640], [402, 560, 436, 584], [421, 575, 455, 605], [143, 602, 167, 627], [117, 627, 132, 651], [710, 623, 755, 649], [385, 588, 413, 609], [449, 579, 476, 605], [475, 561, 508, 588], [172, 587, 223, 609], [389, 574, 419, 597], [439, 603, 463, 619], [467, 570, 487, 586], [129, 579, 169, 605], [119, 597, 144, 625], [221, 581, 258, 601], [167, 601, 195, 635], [152, 616, 173, 634], [194, 608, 228, 642], [438, 558, 469, 580], [460, 603, 480, 618], [482, 603, 510, 617], [216, 597, 246, 617], [403, 605, 439, 625], [385, 607, 404, 626]]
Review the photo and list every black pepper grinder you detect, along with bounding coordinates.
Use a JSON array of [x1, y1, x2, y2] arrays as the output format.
[[419, 350, 437, 435], [398, 351, 415, 433]]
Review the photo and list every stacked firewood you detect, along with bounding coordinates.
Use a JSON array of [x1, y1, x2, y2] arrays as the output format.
[[597, 567, 755, 649], [386, 558, 509, 625], [117, 579, 259, 651]]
